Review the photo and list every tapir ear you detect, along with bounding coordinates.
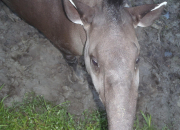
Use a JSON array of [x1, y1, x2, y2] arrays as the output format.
[[125, 2, 167, 28], [63, 0, 94, 25]]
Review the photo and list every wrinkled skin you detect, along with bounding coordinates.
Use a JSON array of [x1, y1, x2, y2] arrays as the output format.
[[2, 0, 166, 129]]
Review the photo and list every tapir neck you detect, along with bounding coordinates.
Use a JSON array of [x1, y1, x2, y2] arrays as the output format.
[[105, 85, 138, 130]]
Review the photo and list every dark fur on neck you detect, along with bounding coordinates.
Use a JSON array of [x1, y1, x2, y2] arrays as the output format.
[[103, 0, 124, 22], [106, 0, 124, 7]]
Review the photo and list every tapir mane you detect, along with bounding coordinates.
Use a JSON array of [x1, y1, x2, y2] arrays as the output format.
[[106, 0, 124, 7], [103, 0, 124, 24]]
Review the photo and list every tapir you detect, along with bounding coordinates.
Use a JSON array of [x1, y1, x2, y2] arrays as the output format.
[[2, 0, 167, 129]]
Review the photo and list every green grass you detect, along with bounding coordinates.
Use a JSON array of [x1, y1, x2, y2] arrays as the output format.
[[133, 111, 170, 130], [0, 85, 108, 130], [0, 84, 170, 130]]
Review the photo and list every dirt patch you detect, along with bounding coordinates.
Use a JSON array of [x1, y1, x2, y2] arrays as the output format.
[[133, 0, 180, 129], [0, 0, 180, 129]]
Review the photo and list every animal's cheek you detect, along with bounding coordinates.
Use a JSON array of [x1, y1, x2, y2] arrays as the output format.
[[134, 68, 139, 89], [90, 73, 103, 94]]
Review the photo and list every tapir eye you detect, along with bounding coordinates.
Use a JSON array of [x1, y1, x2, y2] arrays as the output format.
[[90, 56, 100, 72], [92, 58, 98, 66], [136, 58, 140, 64], [135, 57, 140, 70], [91, 56, 98, 67]]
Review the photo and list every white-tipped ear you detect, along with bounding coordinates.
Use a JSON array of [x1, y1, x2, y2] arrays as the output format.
[[63, 0, 83, 25], [63, 0, 94, 26], [125, 1, 167, 28], [69, 0, 77, 8], [151, 2, 167, 11]]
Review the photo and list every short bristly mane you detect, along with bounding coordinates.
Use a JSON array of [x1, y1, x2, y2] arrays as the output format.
[[103, 0, 124, 23], [106, 0, 124, 7]]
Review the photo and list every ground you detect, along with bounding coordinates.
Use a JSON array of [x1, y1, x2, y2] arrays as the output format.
[[0, 0, 180, 129]]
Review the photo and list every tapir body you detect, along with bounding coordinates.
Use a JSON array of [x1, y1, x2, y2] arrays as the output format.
[[2, 0, 167, 129]]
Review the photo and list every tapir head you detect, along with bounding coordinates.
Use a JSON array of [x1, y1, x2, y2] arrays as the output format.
[[63, 0, 167, 129]]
